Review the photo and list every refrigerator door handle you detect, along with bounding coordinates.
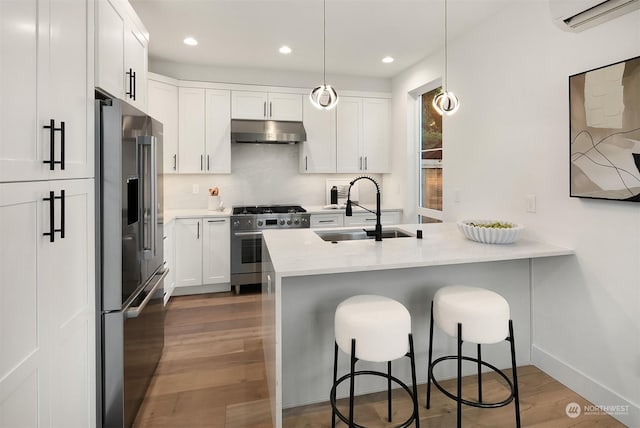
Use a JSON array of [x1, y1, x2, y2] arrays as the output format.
[[125, 268, 167, 319], [137, 135, 158, 258]]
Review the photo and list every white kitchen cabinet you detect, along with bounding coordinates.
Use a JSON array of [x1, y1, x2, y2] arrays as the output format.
[[174, 217, 231, 289], [174, 218, 203, 287], [96, 0, 148, 111], [299, 97, 336, 173], [231, 91, 302, 121], [178, 88, 231, 174], [344, 210, 402, 227], [336, 96, 390, 173], [148, 78, 179, 174], [163, 219, 176, 304], [310, 213, 344, 228], [0, 0, 92, 183], [0, 179, 95, 428], [202, 218, 231, 284]]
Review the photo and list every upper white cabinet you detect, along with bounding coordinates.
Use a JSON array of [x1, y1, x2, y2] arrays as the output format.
[[178, 87, 231, 174], [147, 78, 179, 174], [299, 97, 336, 173], [336, 97, 391, 173], [232, 91, 302, 121], [96, 0, 148, 112], [0, 0, 93, 183]]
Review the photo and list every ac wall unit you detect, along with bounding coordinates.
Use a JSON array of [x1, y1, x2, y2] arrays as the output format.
[[550, 0, 640, 32]]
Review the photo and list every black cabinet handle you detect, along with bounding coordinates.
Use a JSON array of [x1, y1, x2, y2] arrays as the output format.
[[132, 70, 136, 101], [55, 190, 65, 239], [43, 120, 65, 170], [173, 154, 177, 170], [207, 155, 210, 171], [200, 155, 203, 171], [126, 68, 134, 99], [269, 101, 272, 117], [197, 221, 200, 239], [43, 191, 55, 242], [42, 190, 65, 242]]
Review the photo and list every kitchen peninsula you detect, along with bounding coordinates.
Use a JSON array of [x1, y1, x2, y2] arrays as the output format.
[[261, 223, 574, 428]]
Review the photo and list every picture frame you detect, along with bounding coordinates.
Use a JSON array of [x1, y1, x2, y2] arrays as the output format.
[[569, 55, 640, 201]]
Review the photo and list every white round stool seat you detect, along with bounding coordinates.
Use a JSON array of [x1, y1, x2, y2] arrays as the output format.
[[433, 286, 510, 344], [335, 295, 411, 363]]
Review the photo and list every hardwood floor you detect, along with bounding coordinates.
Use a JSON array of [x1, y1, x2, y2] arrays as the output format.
[[134, 292, 625, 428]]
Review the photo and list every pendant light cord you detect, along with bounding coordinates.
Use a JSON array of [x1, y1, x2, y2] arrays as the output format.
[[444, 0, 448, 91], [323, 0, 327, 86]]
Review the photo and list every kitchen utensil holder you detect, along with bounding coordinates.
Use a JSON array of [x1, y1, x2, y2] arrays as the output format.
[[208, 195, 220, 211]]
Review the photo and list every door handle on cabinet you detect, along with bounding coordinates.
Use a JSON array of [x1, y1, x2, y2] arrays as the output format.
[[359, 156, 363, 170], [263, 101, 267, 118], [364, 156, 368, 170], [132, 70, 136, 101], [207, 155, 210, 171], [200, 155, 203, 171], [43, 120, 65, 170], [173, 154, 177, 170], [305, 156, 308, 171], [208, 219, 226, 223], [269, 102, 272, 117], [42, 190, 65, 242], [197, 221, 200, 239], [126, 68, 134, 99], [55, 190, 65, 239]]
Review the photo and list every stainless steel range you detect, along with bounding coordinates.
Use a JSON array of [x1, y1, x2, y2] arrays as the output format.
[[231, 205, 310, 292]]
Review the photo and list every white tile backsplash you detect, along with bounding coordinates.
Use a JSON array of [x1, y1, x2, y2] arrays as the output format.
[[163, 143, 381, 209]]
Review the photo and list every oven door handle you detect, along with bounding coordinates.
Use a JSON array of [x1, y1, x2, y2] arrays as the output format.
[[233, 231, 263, 237]]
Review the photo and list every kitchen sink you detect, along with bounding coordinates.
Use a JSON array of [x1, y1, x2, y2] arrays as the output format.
[[315, 228, 413, 242]]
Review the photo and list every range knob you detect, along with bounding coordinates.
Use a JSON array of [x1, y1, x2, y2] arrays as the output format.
[[257, 220, 263, 226], [287, 219, 292, 225], [293, 219, 299, 225], [279, 219, 285, 225], [233, 220, 240, 227]]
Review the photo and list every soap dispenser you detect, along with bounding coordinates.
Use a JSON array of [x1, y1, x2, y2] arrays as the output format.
[[330, 186, 338, 205]]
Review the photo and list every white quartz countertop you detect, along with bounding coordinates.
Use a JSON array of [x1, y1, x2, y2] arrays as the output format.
[[165, 208, 231, 223], [262, 223, 574, 277], [303, 205, 402, 214]]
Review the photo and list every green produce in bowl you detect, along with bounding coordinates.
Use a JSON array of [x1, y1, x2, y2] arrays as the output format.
[[467, 221, 513, 229]]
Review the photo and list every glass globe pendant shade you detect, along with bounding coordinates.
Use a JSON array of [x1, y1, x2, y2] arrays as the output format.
[[309, 84, 339, 110], [432, 91, 460, 116]]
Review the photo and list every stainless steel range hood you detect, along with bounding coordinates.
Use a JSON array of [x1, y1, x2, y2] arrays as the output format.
[[231, 119, 306, 144]]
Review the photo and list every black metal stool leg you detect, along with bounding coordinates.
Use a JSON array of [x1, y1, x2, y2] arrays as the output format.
[[349, 339, 356, 428], [332, 341, 338, 428], [426, 300, 434, 409], [387, 361, 392, 422], [509, 320, 522, 428], [409, 333, 420, 428], [477, 344, 482, 403], [457, 323, 462, 428]]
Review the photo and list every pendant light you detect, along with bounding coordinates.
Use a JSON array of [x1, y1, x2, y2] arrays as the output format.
[[310, 0, 339, 110], [433, 0, 460, 116]]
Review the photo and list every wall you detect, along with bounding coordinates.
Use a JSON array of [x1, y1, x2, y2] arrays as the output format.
[[389, 2, 640, 426], [164, 143, 380, 209]]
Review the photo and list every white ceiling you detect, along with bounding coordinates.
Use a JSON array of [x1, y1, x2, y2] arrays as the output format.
[[129, 0, 513, 79]]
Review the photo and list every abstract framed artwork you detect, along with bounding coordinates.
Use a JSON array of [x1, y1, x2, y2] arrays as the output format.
[[570, 55, 640, 201]]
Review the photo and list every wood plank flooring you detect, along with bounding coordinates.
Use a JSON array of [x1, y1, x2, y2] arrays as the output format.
[[134, 292, 625, 428]]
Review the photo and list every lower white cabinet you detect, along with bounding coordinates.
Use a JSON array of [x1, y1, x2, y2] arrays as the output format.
[[343, 211, 403, 227], [0, 179, 95, 428], [310, 213, 343, 228], [174, 217, 230, 289], [163, 219, 175, 303]]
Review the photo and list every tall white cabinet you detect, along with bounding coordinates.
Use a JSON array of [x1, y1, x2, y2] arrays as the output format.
[[0, 0, 95, 425]]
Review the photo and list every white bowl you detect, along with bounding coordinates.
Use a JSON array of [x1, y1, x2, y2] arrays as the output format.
[[457, 220, 524, 244]]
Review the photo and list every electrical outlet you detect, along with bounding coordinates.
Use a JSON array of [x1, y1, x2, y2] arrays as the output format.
[[192, 184, 199, 194], [526, 194, 536, 213]]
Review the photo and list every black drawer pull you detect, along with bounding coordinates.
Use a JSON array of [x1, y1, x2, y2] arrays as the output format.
[[43, 120, 65, 170], [126, 68, 134, 99]]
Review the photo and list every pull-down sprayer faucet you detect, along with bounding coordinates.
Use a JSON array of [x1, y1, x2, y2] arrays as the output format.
[[345, 176, 382, 241]]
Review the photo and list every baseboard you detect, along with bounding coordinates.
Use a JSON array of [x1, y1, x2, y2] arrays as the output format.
[[171, 283, 231, 296], [532, 345, 639, 427]]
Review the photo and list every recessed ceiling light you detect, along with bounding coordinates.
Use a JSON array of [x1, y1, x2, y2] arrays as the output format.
[[382, 56, 395, 64], [279, 45, 292, 54], [183, 37, 198, 46]]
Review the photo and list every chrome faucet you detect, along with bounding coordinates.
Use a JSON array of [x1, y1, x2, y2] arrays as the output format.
[[345, 176, 382, 241]]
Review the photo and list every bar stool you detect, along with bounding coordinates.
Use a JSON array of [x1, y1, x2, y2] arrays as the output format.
[[330, 295, 420, 428], [426, 286, 521, 428]]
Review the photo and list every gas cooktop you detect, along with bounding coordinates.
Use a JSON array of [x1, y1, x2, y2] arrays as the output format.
[[232, 205, 307, 215]]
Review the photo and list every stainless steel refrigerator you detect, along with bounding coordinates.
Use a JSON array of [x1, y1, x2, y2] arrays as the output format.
[[95, 97, 166, 428]]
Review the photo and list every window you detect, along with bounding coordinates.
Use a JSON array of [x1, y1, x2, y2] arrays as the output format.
[[419, 87, 443, 223]]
